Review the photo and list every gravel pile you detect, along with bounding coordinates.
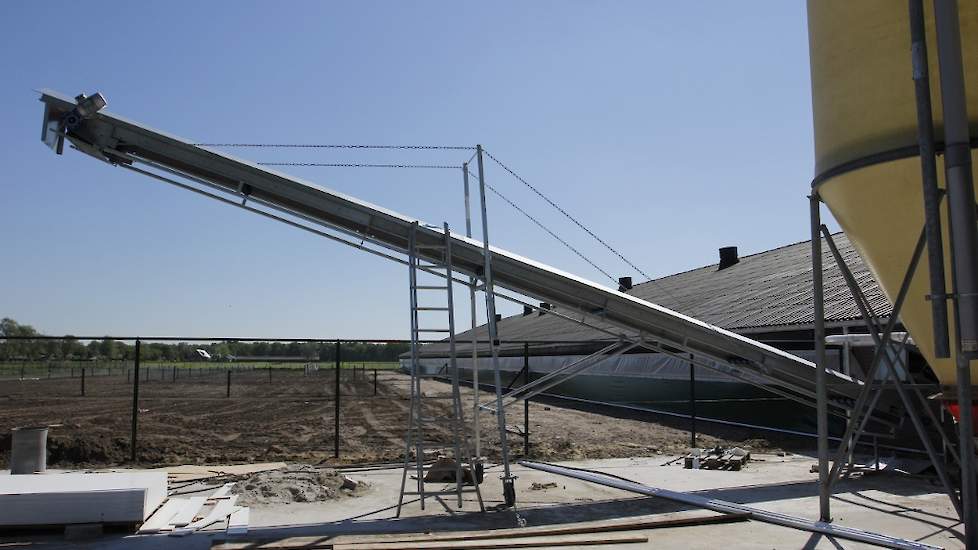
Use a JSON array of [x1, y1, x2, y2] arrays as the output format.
[[233, 464, 366, 506]]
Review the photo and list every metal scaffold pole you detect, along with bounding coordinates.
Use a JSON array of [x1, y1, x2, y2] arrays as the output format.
[[463, 162, 481, 458], [476, 144, 517, 507], [810, 194, 831, 522], [908, 0, 950, 359], [933, 1, 978, 544]]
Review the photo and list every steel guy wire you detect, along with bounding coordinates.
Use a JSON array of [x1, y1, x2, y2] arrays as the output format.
[[467, 169, 617, 284], [246, 154, 616, 281], [482, 149, 684, 304], [258, 162, 459, 169], [482, 149, 652, 281], [195, 143, 475, 150]]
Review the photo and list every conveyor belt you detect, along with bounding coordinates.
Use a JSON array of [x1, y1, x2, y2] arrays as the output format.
[[36, 89, 883, 421]]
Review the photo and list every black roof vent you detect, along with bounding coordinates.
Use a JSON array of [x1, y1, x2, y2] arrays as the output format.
[[523, 305, 534, 316], [718, 246, 739, 270], [538, 302, 551, 316], [494, 313, 502, 322], [618, 276, 633, 292]]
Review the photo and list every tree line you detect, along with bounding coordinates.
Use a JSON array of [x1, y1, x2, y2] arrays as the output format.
[[0, 318, 409, 362]]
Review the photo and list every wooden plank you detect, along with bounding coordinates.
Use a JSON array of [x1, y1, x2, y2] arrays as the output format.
[[208, 483, 236, 500], [213, 536, 335, 549], [170, 496, 207, 527], [137, 498, 187, 534], [171, 495, 238, 537], [328, 511, 745, 545], [332, 532, 648, 550], [212, 511, 744, 549], [226, 506, 249, 536], [161, 462, 287, 482]]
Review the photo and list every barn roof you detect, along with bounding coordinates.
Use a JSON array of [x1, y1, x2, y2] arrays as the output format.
[[418, 232, 891, 358]]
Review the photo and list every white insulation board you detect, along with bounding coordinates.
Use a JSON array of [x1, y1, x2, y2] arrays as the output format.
[[0, 472, 167, 526]]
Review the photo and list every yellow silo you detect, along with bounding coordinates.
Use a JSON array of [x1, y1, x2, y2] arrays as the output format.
[[807, 1, 978, 388]]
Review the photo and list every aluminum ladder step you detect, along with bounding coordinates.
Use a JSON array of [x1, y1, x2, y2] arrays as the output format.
[[399, 221, 484, 517]]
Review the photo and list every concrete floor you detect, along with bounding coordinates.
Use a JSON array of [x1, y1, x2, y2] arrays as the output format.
[[2, 453, 964, 549]]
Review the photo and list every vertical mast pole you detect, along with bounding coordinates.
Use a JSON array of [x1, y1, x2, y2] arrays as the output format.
[[908, 0, 950, 358], [476, 144, 516, 506], [810, 194, 831, 522], [933, 0, 978, 543], [463, 162, 481, 458]]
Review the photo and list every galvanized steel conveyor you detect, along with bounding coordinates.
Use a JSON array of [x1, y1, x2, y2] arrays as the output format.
[[34, 89, 897, 507], [35, 90, 872, 413]]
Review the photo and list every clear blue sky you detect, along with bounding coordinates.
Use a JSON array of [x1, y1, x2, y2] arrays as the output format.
[[0, 1, 830, 339]]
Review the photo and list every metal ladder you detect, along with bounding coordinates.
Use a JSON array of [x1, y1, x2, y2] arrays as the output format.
[[396, 222, 484, 516]]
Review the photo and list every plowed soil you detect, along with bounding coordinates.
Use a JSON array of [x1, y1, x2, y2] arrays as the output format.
[[0, 368, 797, 469]]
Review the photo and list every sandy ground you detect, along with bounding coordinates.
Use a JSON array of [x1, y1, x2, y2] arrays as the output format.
[[0, 370, 960, 549], [0, 369, 806, 470]]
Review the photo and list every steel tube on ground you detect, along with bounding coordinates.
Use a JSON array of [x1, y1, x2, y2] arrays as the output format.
[[519, 461, 940, 550]]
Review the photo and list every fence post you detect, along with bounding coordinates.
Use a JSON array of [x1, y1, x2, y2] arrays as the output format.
[[268, 365, 272, 383], [373, 368, 378, 396], [81, 367, 86, 397], [130, 339, 141, 463], [523, 343, 530, 457], [226, 369, 231, 398], [172, 365, 176, 382], [689, 353, 697, 449], [334, 340, 341, 459]]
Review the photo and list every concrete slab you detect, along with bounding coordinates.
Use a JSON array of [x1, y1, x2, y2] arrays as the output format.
[[0, 453, 962, 549]]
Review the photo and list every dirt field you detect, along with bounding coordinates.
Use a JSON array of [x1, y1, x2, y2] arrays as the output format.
[[0, 367, 805, 469]]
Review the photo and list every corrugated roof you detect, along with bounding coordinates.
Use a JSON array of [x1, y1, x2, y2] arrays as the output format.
[[421, 233, 891, 357], [628, 232, 891, 330]]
